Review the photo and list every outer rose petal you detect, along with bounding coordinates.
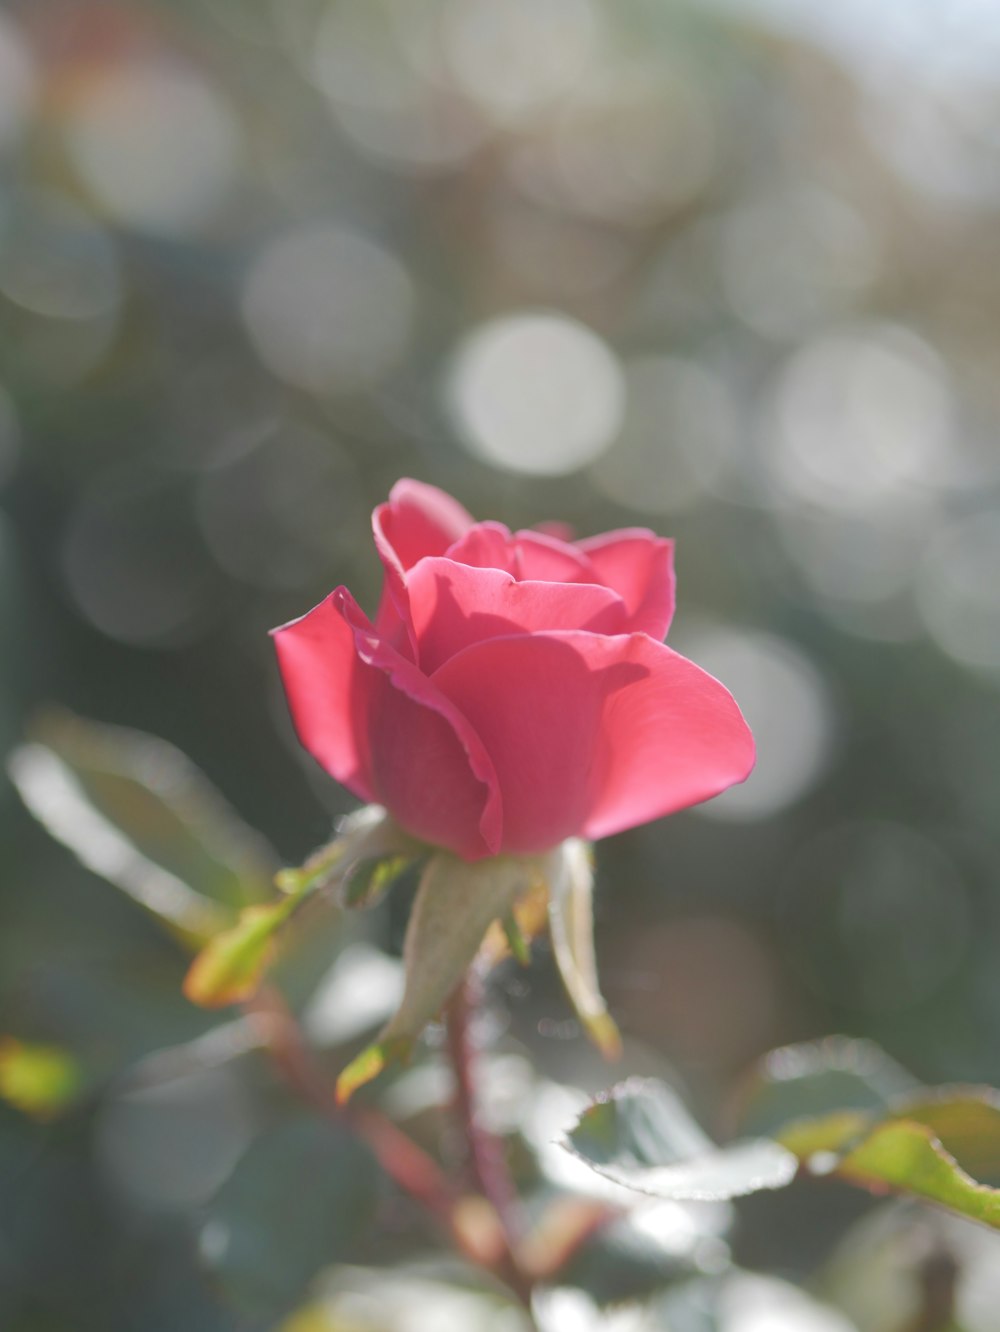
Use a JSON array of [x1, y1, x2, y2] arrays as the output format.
[[272, 588, 501, 860], [431, 630, 754, 855], [576, 530, 676, 640], [373, 479, 476, 654], [406, 557, 628, 673]]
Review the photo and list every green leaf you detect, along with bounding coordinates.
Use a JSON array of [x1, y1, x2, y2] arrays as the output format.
[[8, 710, 278, 946], [883, 1087, 1000, 1185], [183, 898, 299, 1007], [762, 1072, 1000, 1229], [336, 852, 530, 1101], [544, 839, 621, 1059], [343, 854, 417, 909], [201, 1115, 379, 1315], [836, 1119, 1000, 1229], [564, 1079, 798, 1202], [774, 1109, 870, 1161], [736, 1037, 920, 1140], [0, 1038, 82, 1120], [186, 809, 420, 1010], [559, 1210, 724, 1307]]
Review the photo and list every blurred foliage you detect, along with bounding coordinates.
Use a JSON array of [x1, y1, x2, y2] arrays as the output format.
[[4, 0, 1000, 1326]]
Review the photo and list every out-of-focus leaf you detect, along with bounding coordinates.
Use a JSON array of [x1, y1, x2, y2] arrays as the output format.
[[884, 1088, 1000, 1185], [8, 710, 279, 945], [515, 1195, 613, 1284], [186, 808, 418, 1009], [564, 1079, 797, 1202], [293, 1264, 531, 1331], [736, 1038, 920, 1141], [544, 839, 621, 1060], [200, 1115, 379, 1316], [557, 1205, 727, 1307], [716, 1272, 859, 1332], [836, 1120, 1000, 1230], [183, 897, 298, 1008], [275, 806, 421, 906], [771, 1081, 1000, 1230], [302, 943, 405, 1047], [343, 854, 417, 909], [655, 1279, 724, 1332], [279, 1307, 335, 1332], [335, 852, 530, 1102], [775, 1110, 870, 1161], [0, 1038, 81, 1120]]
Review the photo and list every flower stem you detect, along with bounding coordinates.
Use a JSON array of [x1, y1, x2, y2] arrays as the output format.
[[445, 970, 535, 1311], [251, 988, 456, 1226]]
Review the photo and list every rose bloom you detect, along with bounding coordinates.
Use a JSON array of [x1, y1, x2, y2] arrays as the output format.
[[272, 480, 754, 861]]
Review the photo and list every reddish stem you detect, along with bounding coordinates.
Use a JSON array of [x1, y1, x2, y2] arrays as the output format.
[[250, 988, 456, 1228], [251, 983, 537, 1318], [445, 971, 535, 1310]]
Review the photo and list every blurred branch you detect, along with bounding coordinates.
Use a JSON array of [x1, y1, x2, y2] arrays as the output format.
[[445, 970, 536, 1312], [900, 1240, 960, 1332], [248, 986, 536, 1310], [249, 987, 455, 1222]]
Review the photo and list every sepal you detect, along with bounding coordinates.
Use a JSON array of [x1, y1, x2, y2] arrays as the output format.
[[336, 852, 530, 1101], [544, 839, 622, 1059]]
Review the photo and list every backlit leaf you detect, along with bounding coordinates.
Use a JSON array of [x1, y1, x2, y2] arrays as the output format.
[[564, 1079, 797, 1202], [737, 1037, 919, 1141], [9, 710, 279, 946], [201, 1116, 378, 1315], [836, 1119, 1000, 1229]]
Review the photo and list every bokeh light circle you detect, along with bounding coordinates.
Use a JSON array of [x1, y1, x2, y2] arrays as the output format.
[[447, 311, 624, 475], [242, 226, 414, 393], [916, 511, 1000, 675], [780, 821, 969, 1013], [442, 0, 600, 124], [62, 469, 216, 648], [680, 628, 835, 821], [0, 13, 35, 150], [196, 423, 363, 589], [0, 192, 121, 321], [764, 325, 953, 512], [590, 356, 737, 513], [63, 62, 242, 236]]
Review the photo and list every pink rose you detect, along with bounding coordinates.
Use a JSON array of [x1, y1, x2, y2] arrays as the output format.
[[272, 479, 754, 861]]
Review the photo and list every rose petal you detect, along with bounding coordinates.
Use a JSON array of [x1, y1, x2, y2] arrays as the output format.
[[373, 478, 475, 573], [407, 557, 628, 673], [576, 530, 676, 639], [272, 589, 501, 859], [431, 631, 754, 854], [373, 479, 476, 655], [447, 521, 597, 584]]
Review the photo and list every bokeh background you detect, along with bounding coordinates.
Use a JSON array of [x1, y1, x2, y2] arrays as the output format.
[[4, 0, 1000, 1327]]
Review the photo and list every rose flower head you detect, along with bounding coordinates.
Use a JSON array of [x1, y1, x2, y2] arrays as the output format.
[[272, 479, 754, 860]]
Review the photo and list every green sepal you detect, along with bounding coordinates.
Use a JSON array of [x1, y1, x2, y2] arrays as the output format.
[[544, 839, 621, 1059], [334, 1037, 413, 1104], [344, 854, 418, 909], [335, 852, 531, 1101], [502, 911, 532, 966]]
